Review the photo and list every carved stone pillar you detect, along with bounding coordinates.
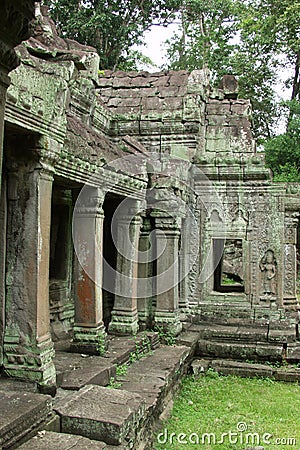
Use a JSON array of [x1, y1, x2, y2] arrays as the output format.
[[137, 217, 154, 329], [179, 218, 189, 308], [72, 188, 106, 354], [4, 154, 55, 386], [154, 215, 182, 335], [109, 213, 142, 335], [283, 212, 299, 307], [0, 171, 7, 367], [0, 72, 9, 182], [0, 0, 35, 367]]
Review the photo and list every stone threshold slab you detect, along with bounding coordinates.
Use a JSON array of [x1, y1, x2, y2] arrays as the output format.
[[0, 390, 52, 449], [55, 352, 116, 390], [54, 385, 145, 446]]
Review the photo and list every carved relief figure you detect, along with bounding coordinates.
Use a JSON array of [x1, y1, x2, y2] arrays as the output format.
[[259, 249, 277, 300]]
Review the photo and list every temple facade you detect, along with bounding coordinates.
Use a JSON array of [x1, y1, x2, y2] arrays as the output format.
[[0, 5, 299, 387]]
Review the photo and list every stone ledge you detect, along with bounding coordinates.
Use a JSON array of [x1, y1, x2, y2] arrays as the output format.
[[191, 358, 300, 382], [196, 339, 284, 361], [55, 352, 115, 390], [0, 390, 52, 449], [16, 431, 108, 449], [119, 346, 191, 412], [54, 385, 145, 446]]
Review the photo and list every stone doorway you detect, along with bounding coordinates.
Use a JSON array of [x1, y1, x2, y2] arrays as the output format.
[[49, 184, 74, 342], [102, 193, 124, 331]]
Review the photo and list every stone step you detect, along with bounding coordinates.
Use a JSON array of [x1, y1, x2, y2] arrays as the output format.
[[191, 358, 300, 382], [176, 329, 200, 348], [52, 344, 192, 449], [54, 332, 159, 391], [191, 302, 295, 326], [55, 352, 115, 390], [188, 323, 296, 343], [16, 431, 127, 449], [0, 390, 53, 449], [117, 345, 191, 416], [16, 431, 108, 449], [105, 332, 160, 366], [54, 385, 145, 447], [196, 338, 285, 361]]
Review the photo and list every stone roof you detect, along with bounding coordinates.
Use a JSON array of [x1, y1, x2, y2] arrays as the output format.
[[97, 70, 191, 116]]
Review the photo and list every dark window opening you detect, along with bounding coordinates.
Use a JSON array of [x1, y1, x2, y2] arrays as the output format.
[[214, 238, 244, 293], [102, 194, 123, 330]]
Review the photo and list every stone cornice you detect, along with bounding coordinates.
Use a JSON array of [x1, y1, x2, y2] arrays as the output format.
[[55, 151, 147, 200], [4, 101, 66, 143]]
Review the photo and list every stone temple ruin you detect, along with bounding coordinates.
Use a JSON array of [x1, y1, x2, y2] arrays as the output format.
[[0, 2, 300, 449]]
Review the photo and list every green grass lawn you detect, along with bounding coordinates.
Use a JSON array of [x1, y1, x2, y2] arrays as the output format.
[[155, 371, 300, 449]]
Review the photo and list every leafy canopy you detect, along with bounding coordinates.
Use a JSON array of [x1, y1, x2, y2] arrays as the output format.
[[265, 100, 300, 181], [43, 0, 179, 70]]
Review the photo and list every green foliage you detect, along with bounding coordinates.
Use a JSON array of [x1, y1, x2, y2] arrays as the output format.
[[205, 367, 220, 378], [96, 335, 106, 356], [129, 336, 152, 363], [264, 100, 300, 181], [115, 363, 129, 376], [42, 0, 178, 70], [164, 0, 300, 141], [107, 376, 122, 389], [165, 0, 238, 75], [154, 325, 176, 345]]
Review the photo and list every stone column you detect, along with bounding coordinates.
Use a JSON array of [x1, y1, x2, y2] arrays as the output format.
[[4, 155, 55, 386], [137, 217, 154, 329], [109, 214, 142, 335], [0, 0, 35, 370], [0, 72, 10, 181], [179, 218, 190, 309], [283, 211, 299, 307], [154, 215, 182, 335], [0, 171, 7, 367], [72, 188, 106, 354]]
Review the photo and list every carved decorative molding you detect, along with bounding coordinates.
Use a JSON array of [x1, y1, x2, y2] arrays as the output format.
[[284, 211, 299, 244], [283, 244, 297, 299]]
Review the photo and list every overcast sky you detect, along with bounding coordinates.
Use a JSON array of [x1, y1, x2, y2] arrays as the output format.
[[137, 24, 178, 69]]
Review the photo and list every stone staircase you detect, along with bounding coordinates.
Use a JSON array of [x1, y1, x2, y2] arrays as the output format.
[[2, 313, 300, 449], [0, 332, 192, 450], [182, 301, 300, 363], [177, 314, 300, 383]]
